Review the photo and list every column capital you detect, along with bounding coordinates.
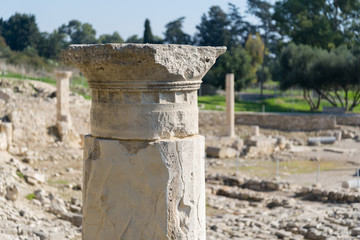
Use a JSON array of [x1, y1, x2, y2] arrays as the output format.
[[62, 44, 226, 140], [55, 71, 72, 79]]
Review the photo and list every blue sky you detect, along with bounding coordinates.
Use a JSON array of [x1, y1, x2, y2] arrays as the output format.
[[0, 0, 257, 40]]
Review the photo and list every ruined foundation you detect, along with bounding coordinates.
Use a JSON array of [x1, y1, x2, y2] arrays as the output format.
[[62, 44, 225, 239]]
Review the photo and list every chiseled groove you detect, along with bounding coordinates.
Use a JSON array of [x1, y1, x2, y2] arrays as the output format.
[[88, 80, 202, 91]]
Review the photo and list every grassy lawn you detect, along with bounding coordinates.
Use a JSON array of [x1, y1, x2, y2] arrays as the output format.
[[4, 72, 56, 85], [199, 95, 360, 113]]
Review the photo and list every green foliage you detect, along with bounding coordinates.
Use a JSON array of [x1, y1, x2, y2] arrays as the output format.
[[16, 171, 24, 179], [4, 46, 54, 71], [98, 31, 124, 44], [245, 33, 266, 85], [228, 3, 250, 46], [25, 193, 35, 200], [273, 0, 360, 49], [195, 6, 232, 47], [125, 35, 143, 43], [59, 20, 97, 44], [164, 17, 192, 44], [1, 13, 40, 51], [204, 45, 253, 90], [143, 19, 154, 43], [37, 30, 67, 59], [275, 43, 360, 111]]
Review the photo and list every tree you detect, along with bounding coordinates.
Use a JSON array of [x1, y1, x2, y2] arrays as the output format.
[[59, 20, 97, 44], [164, 17, 192, 44], [203, 45, 253, 90], [273, 0, 360, 49], [98, 31, 124, 43], [195, 6, 231, 47], [275, 43, 360, 111], [275, 44, 324, 110], [37, 30, 67, 59], [245, 33, 265, 84], [126, 35, 143, 43], [228, 3, 250, 46], [311, 47, 360, 111], [1, 13, 40, 51], [143, 19, 154, 43], [247, 0, 278, 96]]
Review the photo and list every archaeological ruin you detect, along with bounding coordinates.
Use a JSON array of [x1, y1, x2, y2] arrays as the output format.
[[62, 43, 226, 239]]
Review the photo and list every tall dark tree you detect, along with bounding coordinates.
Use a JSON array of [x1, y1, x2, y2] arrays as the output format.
[[59, 20, 97, 44], [1, 13, 40, 51], [228, 3, 250, 46], [195, 6, 231, 47], [143, 19, 154, 43], [164, 17, 192, 44]]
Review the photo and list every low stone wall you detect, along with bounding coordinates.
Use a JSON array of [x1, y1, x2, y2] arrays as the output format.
[[199, 110, 360, 131], [336, 114, 360, 126], [235, 112, 337, 131]]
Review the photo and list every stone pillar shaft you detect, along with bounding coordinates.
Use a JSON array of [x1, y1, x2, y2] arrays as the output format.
[[226, 73, 235, 137], [56, 71, 72, 123], [62, 44, 226, 240]]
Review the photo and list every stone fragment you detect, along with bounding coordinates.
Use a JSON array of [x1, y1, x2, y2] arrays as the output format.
[[351, 227, 360, 236], [342, 179, 360, 189], [307, 137, 336, 146], [252, 125, 260, 136], [22, 169, 46, 185], [60, 212, 82, 227], [49, 198, 67, 216], [206, 146, 237, 158], [5, 185, 18, 201]]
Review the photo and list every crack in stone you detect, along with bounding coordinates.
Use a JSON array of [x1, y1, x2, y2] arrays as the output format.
[[118, 216, 132, 239]]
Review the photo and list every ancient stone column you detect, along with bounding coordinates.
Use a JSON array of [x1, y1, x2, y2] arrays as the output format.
[[226, 73, 235, 137], [56, 71, 72, 123], [62, 44, 225, 240]]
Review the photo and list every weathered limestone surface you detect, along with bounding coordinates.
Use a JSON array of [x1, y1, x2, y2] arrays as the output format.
[[225, 74, 235, 137], [62, 43, 225, 240], [56, 71, 72, 123], [63, 44, 226, 140], [83, 135, 205, 239]]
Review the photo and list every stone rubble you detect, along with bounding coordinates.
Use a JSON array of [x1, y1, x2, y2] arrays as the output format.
[[206, 174, 360, 239], [0, 73, 359, 239]]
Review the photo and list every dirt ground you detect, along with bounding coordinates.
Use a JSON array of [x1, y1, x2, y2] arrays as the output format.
[[1, 76, 360, 239]]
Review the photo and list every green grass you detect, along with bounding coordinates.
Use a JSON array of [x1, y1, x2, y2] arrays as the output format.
[[48, 179, 70, 185], [198, 95, 360, 113], [16, 171, 24, 179], [4, 72, 56, 85], [25, 193, 36, 200], [199, 95, 315, 112], [233, 160, 341, 178]]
